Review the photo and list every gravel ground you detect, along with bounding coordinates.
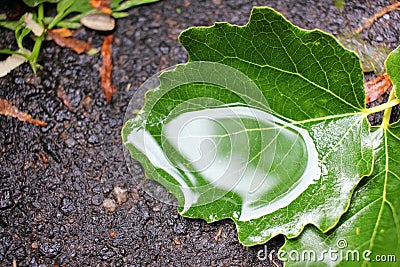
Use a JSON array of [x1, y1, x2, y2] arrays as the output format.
[[0, 0, 399, 266]]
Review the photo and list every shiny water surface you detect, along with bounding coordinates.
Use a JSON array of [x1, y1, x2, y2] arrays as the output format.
[[127, 106, 321, 221]]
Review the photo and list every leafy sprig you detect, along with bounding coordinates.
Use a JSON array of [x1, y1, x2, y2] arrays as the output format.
[[0, 0, 159, 76]]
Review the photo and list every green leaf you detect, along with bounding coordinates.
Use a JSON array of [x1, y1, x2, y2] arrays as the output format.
[[333, 0, 345, 9], [111, 0, 125, 9], [15, 15, 33, 51], [0, 20, 19, 31], [280, 46, 400, 266], [179, 8, 366, 121], [122, 7, 374, 246], [386, 47, 400, 88], [22, 0, 60, 7], [113, 0, 160, 12], [280, 126, 399, 266], [111, 12, 130, 19], [48, 0, 93, 29], [0, 49, 27, 56], [43, 17, 82, 29]]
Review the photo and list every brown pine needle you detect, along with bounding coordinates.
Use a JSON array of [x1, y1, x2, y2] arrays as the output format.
[[48, 29, 93, 54], [99, 34, 117, 102], [0, 98, 47, 126]]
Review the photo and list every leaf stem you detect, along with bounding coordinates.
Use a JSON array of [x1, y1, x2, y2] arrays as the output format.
[[28, 4, 45, 73], [363, 98, 400, 115], [382, 88, 397, 128], [38, 4, 44, 24], [29, 34, 44, 73]]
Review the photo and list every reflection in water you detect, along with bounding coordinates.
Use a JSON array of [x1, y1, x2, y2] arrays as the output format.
[[127, 106, 320, 221], [127, 128, 200, 213]]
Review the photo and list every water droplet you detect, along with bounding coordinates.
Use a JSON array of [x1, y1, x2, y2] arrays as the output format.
[[126, 106, 321, 221]]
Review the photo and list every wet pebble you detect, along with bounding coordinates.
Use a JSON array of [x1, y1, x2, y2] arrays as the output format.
[[91, 194, 104, 206], [103, 198, 116, 212], [88, 134, 99, 144], [0, 189, 13, 210], [14, 77, 24, 85], [59, 197, 75, 215], [159, 42, 170, 54], [41, 138, 61, 163], [173, 221, 188, 235], [113, 187, 129, 205], [152, 205, 161, 212], [65, 138, 76, 148], [55, 110, 70, 122], [97, 245, 116, 260], [40, 122, 55, 133], [39, 242, 62, 258], [29, 257, 39, 267], [42, 79, 51, 89], [376, 35, 384, 42]]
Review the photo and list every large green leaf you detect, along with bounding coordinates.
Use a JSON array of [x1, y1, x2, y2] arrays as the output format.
[[280, 46, 400, 266], [122, 7, 374, 245]]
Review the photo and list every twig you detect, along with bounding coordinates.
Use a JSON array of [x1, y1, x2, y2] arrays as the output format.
[[214, 226, 223, 242], [269, 253, 281, 267], [0, 98, 47, 126], [356, 2, 400, 33], [99, 34, 116, 102]]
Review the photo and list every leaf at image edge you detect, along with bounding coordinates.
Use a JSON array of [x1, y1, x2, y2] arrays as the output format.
[[280, 45, 400, 266]]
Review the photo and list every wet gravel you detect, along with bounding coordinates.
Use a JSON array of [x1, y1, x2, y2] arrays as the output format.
[[1, 0, 399, 266]]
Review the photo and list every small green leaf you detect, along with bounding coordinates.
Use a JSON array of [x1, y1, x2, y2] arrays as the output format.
[[111, 12, 129, 19], [22, 0, 60, 7], [49, 0, 93, 29], [122, 7, 374, 246], [333, 0, 345, 9], [0, 20, 19, 31], [15, 15, 33, 51], [281, 46, 400, 266], [43, 19, 82, 29], [113, 0, 160, 12], [0, 49, 26, 56], [110, 0, 124, 9], [386, 46, 400, 88]]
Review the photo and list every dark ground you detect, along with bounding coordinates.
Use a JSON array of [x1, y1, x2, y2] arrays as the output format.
[[0, 0, 399, 266]]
